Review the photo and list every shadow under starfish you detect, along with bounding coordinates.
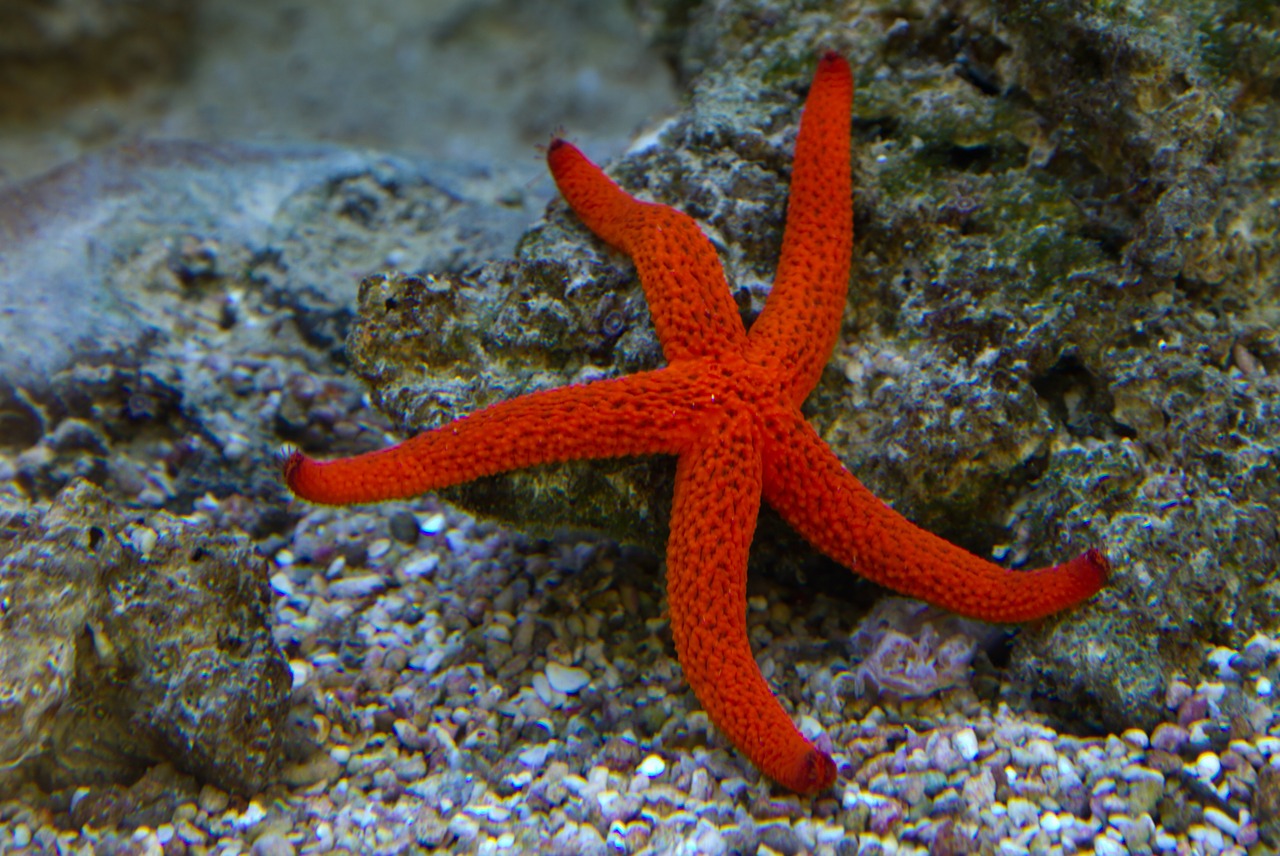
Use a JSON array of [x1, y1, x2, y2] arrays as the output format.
[[284, 52, 1109, 794]]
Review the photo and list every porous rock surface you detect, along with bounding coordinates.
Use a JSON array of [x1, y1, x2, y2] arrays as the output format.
[[0, 479, 289, 795]]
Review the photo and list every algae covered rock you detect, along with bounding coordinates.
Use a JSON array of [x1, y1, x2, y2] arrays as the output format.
[[0, 479, 289, 795]]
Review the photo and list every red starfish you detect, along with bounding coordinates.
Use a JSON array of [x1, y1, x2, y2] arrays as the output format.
[[284, 53, 1109, 794]]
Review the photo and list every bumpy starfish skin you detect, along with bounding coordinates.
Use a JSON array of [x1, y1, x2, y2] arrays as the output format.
[[284, 53, 1110, 793]]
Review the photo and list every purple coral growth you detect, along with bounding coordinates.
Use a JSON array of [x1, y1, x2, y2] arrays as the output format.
[[850, 597, 1002, 699]]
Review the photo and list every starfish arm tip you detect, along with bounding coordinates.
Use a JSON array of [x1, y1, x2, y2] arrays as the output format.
[[1074, 546, 1112, 590], [1020, 546, 1111, 620], [788, 748, 838, 795], [816, 50, 852, 80], [280, 447, 306, 491], [546, 137, 585, 175], [1006, 547, 1112, 621]]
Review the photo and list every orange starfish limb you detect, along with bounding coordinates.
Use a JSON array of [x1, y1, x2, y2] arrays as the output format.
[[284, 364, 709, 505], [284, 52, 1109, 794]]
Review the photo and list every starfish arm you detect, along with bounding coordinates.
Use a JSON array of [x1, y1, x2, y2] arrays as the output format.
[[547, 139, 747, 363], [666, 405, 836, 794], [746, 52, 854, 404], [283, 366, 711, 506], [761, 408, 1109, 623]]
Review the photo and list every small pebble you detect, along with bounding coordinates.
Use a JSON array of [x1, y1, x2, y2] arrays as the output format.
[[449, 814, 481, 842], [12, 825, 30, 848], [545, 662, 591, 694], [814, 823, 845, 846], [636, 754, 666, 778], [518, 744, 552, 768], [1178, 695, 1209, 725], [403, 554, 439, 579], [1150, 723, 1189, 753], [695, 824, 726, 855], [1166, 680, 1193, 709], [1196, 681, 1226, 703], [469, 804, 511, 823], [1207, 647, 1240, 679], [1007, 797, 1037, 828], [129, 525, 158, 556], [1188, 822, 1226, 852], [532, 673, 557, 706], [328, 574, 386, 599], [376, 648, 404, 674], [388, 511, 421, 544], [1121, 728, 1149, 749], [280, 752, 340, 789], [1024, 738, 1056, 765], [1244, 632, 1275, 653], [235, 801, 267, 829], [1192, 752, 1221, 781], [483, 623, 512, 643], [198, 784, 229, 815], [953, 728, 979, 761], [288, 659, 311, 689], [1093, 833, 1126, 856], [1203, 806, 1239, 837], [251, 832, 297, 856]]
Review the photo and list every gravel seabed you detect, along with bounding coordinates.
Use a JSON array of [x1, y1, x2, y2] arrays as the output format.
[[1, 493, 1275, 856]]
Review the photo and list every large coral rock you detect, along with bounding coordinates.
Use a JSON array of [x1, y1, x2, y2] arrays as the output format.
[[0, 479, 289, 795]]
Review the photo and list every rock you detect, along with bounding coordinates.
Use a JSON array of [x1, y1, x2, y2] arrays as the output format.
[[67, 763, 198, 831], [197, 783, 230, 815], [1255, 763, 1280, 845], [0, 479, 290, 795], [636, 754, 666, 778], [250, 832, 297, 856], [953, 729, 980, 763], [388, 511, 421, 544], [327, 574, 386, 600], [545, 662, 592, 694]]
